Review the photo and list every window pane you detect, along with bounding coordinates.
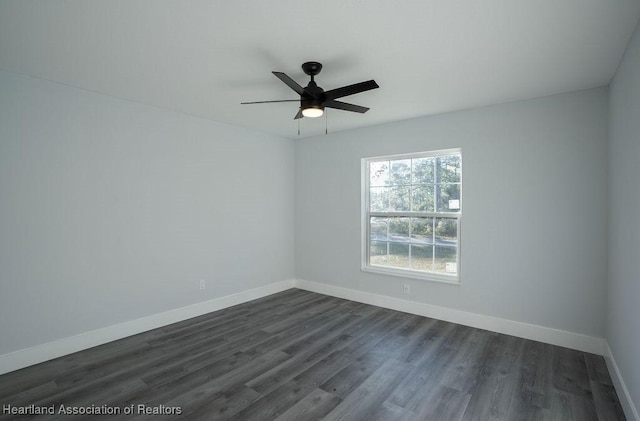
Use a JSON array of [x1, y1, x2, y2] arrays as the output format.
[[390, 159, 411, 185], [434, 246, 457, 274], [370, 187, 389, 211], [411, 185, 435, 212], [412, 157, 435, 184], [410, 244, 433, 271], [370, 241, 388, 255], [411, 217, 434, 245], [434, 218, 458, 244], [389, 217, 410, 242], [370, 241, 389, 266], [370, 161, 389, 186], [437, 155, 461, 183], [389, 186, 410, 211], [436, 183, 461, 212], [370, 217, 388, 241], [388, 243, 410, 269]]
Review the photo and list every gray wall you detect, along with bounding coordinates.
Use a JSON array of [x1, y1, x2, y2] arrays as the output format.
[[295, 88, 609, 337], [0, 70, 295, 354], [608, 22, 640, 413]]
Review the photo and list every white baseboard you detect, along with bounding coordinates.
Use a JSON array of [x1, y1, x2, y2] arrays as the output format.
[[604, 342, 640, 421], [294, 279, 606, 355], [0, 279, 295, 375]]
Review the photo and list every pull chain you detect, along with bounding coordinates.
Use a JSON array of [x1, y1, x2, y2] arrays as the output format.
[[297, 117, 300, 136], [325, 108, 328, 135]]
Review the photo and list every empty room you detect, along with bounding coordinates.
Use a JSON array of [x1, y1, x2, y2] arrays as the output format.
[[1, 1, 639, 420]]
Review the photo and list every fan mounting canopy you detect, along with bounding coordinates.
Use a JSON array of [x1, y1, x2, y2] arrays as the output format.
[[301, 61, 323, 77]]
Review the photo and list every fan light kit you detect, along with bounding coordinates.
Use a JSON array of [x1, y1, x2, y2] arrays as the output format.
[[302, 106, 324, 118], [242, 61, 379, 121]]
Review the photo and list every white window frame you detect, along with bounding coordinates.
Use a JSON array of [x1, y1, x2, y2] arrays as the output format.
[[361, 148, 462, 285]]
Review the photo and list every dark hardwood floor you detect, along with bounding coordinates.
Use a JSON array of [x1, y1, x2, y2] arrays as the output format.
[[0, 289, 626, 420]]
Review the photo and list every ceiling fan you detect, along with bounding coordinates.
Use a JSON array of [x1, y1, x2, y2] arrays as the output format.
[[241, 61, 379, 119]]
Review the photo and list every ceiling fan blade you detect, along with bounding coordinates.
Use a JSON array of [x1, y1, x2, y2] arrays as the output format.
[[273, 72, 305, 96], [241, 99, 299, 104], [324, 100, 370, 114], [294, 109, 303, 120], [324, 80, 379, 100]]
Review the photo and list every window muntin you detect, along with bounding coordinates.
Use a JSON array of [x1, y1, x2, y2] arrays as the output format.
[[363, 149, 461, 283]]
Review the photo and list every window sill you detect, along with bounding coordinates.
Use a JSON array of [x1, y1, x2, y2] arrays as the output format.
[[361, 265, 460, 285]]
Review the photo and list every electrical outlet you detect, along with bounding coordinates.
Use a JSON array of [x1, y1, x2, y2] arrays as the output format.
[[403, 283, 410, 295], [199, 280, 206, 290]]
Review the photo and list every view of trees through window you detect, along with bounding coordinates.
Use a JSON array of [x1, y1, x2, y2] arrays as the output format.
[[366, 151, 461, 278]]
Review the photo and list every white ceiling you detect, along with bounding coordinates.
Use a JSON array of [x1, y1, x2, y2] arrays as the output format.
[[1, 1, 639, 139]]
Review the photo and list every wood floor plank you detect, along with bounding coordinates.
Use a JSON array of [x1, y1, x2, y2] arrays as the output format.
[[231, 311, 405, 420], [389, 316, 438, 362], [272, 388, 342, 421], [401, 318, 455, 365], [278, 303, 367, 355], [0, 380, 59, 408], [459, 335, 526, 421], [440, 329, 492, 393], [585, 353, 614, 385], [246, 332, 354, 395], [179, 384, 262, 421], [150, 349, 292, 420], [241, 301, 371, 358], [0, 355, 83, 399], [0, 289, 626, 421], [541, 389, 574, 421], [260, 296, 344, 334], [321, 358, 414, 421], [410, 384, 472, 421], [140, 348, 284, 403], [369, 401, 417, 421], [319, 351, 387, 399], [590, 380, 627, 421], [34, 377, 148, 421], [519, 340, 555, 410], [552, 346, 592, 398], [246, 311, 368, 394], [387, 323, 468, 408], [568, 391, 599, 421], [53, 342, 154, 389]]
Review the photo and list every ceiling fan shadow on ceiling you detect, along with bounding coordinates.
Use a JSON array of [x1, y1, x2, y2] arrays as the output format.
[[241, 61, 379, 120]]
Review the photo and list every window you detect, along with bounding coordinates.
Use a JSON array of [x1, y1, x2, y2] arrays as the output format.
[[362, 149, 462, 283]]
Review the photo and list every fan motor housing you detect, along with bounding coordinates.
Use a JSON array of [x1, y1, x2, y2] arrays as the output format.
[[302, 81, 324, 97], [301, 80, 325, 111], [301, 97, 324, 112]]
